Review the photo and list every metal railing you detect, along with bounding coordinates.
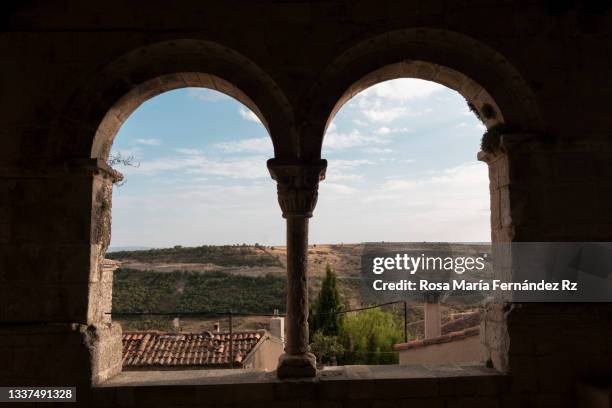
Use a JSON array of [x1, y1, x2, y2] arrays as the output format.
[[107, 299, 409, 345]]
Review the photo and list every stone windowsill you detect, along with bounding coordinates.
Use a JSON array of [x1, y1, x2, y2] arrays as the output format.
[[99, 364, 503, 388], [92, 364, 509, 406]]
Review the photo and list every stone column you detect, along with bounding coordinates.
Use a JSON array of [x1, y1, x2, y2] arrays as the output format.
[[0, 158, 124, 388], [267, 158, 327, 378]]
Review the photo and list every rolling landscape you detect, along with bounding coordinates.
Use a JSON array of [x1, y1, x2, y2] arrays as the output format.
[[108, 243, 492, 334]]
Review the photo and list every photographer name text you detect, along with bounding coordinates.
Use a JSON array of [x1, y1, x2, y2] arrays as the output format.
[[372, 279, 578, 292]]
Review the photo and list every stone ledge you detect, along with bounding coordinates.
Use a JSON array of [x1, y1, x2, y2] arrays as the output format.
[[96, 363, 506, 389], [91, 365, 508, 407]]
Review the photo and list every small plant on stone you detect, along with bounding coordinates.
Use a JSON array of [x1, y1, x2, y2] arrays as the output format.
[[466, 100, 506, 153], [480, 123, 507, 153], [101, 198, 110, 212], [107, 152, 139, 187]]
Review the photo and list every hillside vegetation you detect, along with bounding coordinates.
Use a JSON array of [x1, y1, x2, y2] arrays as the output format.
[[109, 243, 490, 331], [107, 244, 282, 267], [112, 268, 286, 315]]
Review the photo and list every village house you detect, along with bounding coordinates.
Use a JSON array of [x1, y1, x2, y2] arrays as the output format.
[[394, 293, 481, 365]]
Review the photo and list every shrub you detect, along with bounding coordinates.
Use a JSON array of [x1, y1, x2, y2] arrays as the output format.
[[339, 308, 402, 365], [311, 331, 345, 365]]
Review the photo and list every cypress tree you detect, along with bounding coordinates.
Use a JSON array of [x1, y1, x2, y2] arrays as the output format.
[[311, 264, 342, 336]]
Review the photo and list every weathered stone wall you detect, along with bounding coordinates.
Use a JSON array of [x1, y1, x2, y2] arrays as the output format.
[[0, 161, 123, 386], [1, 0, 611, 405], [0, 322, 122, 388], [479, 134, 612, 404]]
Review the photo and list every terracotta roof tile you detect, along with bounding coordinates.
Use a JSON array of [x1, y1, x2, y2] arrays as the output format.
[[122, 330, 265, 369], [441, 311, 481, 334], [393, 326, 480, 351], [406, 310, 481, 339]]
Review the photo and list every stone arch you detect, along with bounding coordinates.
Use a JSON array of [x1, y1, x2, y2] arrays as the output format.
[[55, 39, 297, 160], [40, 41, 299, 381], [299, 28, 547, 375], [299, 28, 544, 159]]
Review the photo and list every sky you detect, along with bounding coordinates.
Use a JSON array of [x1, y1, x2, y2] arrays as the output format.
[[109, 79, 489, 248]]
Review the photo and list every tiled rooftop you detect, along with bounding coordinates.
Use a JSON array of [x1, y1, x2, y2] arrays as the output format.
[[393, 326, 480, 351], [406, 310, 481, 338], [122, 330, 265, 369], [441, 311, 481, 334], [394, 311, 482, 351]]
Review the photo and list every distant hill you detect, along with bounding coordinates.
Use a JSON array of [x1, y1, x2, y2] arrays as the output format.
[[108, 242, 492, 332], [106, 244, 283, 267], [107, 246, 152, 252], [107, 242, 491, 310]]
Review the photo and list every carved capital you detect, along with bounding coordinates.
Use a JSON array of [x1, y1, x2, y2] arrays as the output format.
[[267, 159, 327, 218]]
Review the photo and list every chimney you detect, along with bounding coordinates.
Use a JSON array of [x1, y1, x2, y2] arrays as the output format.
[[269, 309, 284, 342], [423, 291, 441, 339], [213, 322, 220, 332], [172, 317, 181, 331]]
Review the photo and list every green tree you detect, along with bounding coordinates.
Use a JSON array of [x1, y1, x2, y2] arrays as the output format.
[[310, 264, 343, 336], [339, 308, 402, 365]]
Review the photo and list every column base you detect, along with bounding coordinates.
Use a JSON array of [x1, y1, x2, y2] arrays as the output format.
[[276, 352, 317, 378]]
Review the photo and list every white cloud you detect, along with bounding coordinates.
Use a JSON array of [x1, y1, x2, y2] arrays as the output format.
[[360, 193, 399, 204], [358, 79, 446, 101], [323, 129, 391, 150], [348, 78, 447, 124], [187, 88, 230, 102], [313, 161, 490, 242], [320, 183, 357, 195], [381, 179, 418, 190], [238, 107, 261, 123], [375, 126, 392, 135], [215, 137, 273, 154], [111, 180, 282, 247], [380, 162, 485, 187], [328, 173, 365, 182], [127, 150, 270, 179], [174, 148, 202, 155], [135, 138, 161, 146], [361, 106, 410, 123], [428, 162, 487, 185], [325, 159, 372, 183], [362, 147, 393, 154], [330, 159, 373, 170], [364, 162, 488, 205], [375, 126, 412, 135]]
